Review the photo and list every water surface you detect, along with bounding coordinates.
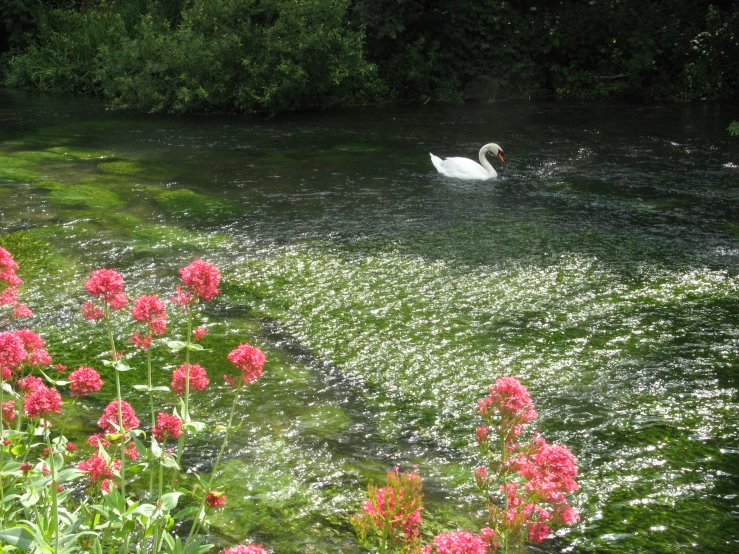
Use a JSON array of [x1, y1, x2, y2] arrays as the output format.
[[1, 89, 738, 552]]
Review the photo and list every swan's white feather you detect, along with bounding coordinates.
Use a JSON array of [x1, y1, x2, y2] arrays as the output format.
[[429, 143, 502, 181]]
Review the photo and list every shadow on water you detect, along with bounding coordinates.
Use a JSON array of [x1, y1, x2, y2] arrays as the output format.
[[1, 88, 738, 552]]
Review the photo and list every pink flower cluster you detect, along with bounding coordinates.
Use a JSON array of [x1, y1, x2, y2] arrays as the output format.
[[171, 363, 210, 395], [478, 376, 536, 441], [425, 528, 497, 554], [129, 294, 168, 350], [98, 400, 140, 433], [172, 259, 220, 308], [220, 545, 268, 554], [225, 344, 266, 387], [77, 454, 121, 488], [85, 268, 128, 309], [0, 247, 32, 318], [68, 367, 104, 397], [205, 490, 227, 508], [154, 411, 183, 442], [475, 377, 579, 546], [23, 383, 63, 418], [0, 328, 52, 380]]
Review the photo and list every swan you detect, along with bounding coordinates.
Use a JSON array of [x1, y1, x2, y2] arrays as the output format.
[[430, 143, 504, 180]]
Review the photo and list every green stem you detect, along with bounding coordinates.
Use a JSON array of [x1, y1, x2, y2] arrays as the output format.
[[146, 344, 155, 497], [172, 305, 194, 486], [104, 304, 126, 500], [152, 440, 167, 553], [0, 372, 6, 517], [186, 380, 242, 545], [45, 433, 59, 552]]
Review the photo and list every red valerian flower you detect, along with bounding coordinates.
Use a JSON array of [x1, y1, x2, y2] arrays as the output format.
[[54, 364, 68, 372], [87, 433, 111, 449], [154, 412, 183, 442], [13, 304, 33, 318], [172, 259, 221, 307], [66, 442, 77, 452], [68, 367, 104, 397], [220, 545, 269, 554], [430, 531, 491, 554], [130, 294, 167, 335], [77, 455, 120, 486], [205, 490, 227, 508], [0, 331, 28, 378], [85, 269, 125, 301], [129, 329, 152, 350], [1, 400, 15, 425], [23, 384, 63, 418], [81, 301, 104, 321], [171, 363, 209, 395], [193, 326, 208, 341], [0, 247, 23, 287], [225, 344, 266, 387], [98, 400, 140, 433], [18, 375, 45, 393]]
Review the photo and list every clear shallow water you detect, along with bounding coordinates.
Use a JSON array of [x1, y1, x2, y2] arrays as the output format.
[[1, 88, 738, 552]]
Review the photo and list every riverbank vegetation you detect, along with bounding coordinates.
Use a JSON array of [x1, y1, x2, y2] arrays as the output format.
[[1, 0, 737, 113]]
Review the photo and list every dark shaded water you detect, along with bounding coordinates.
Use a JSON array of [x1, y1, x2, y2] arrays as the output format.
[[1, 88, 738, 552]]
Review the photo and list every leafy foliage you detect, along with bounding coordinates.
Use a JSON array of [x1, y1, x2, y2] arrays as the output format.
[[3, 0, 738, 111]]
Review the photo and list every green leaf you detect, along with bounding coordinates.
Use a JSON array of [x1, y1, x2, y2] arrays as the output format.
[[0, 526, 35, 549], [101, 359, 114, 366], [20, 491, 40, 509], [166, 340, 187, 351], [150, 386, 171, 392], [131, 504, 157, 518], [187, 343, 205, 351], [11, 444, 28, 456], [113, 361, 132, 372], [161, 456, 180, 470], [184, 421, 207, 433], [56, 468, 85, 483], [132, 384, 150, 391], [160, 492, 183, 511]]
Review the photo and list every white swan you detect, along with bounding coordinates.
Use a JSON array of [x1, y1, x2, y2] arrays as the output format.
[[430, 143, 504, 180]]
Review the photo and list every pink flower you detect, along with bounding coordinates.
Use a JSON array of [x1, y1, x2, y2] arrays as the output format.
[[220, 545, 269, 554], [98, 400, 139, 433], [528, 522, 552, 544], [23, 385, 63, 418], [0, 331, 26, 378], [478, 377, 536, 440], [476, 425, 489, 443], [13, 304, 33, 318], [87, 433, 111, 449], [517, 440, 579, 504], [432, 531, 489, 554], [193, 326, 208, 341], [81, 301, 104, 321], [205, 490, 227, 508], [129, 329, 152, 350], [77, 455, 118, 486], [0, 247, 22, 287], [154, 412, 183, 442], [68, 367, 104, 397], [173, 259, 220, 307], [124, 441, 139, 461], [130, 295, 167, 335], [54, 364, 68, 372], [18, 375, 45, 393], [225, 344, 266, 387], [171, 363, 209, 395], [474, 466, 490, 489], [0, 286, 18, 306], [11, 328, 52, 368], [67, 442, 77, 452], [2, 400, 15, 425], [85, 269, 125, 302]]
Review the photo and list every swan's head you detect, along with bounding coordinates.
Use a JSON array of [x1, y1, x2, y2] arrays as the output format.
[[483, 143, 504, 162]]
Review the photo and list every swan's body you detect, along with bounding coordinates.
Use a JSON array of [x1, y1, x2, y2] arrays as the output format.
[[430, 143, 504, 180]]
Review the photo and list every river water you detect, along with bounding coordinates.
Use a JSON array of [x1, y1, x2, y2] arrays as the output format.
[[1, 88, 738, 552]]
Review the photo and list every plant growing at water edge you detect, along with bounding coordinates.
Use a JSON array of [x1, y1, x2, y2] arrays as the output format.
[[729, 121, 739, 136], [0, 249, 268, 553], [353, 377, 579, 553]]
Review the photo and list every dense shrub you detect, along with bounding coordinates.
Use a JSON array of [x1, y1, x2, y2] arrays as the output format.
[[3, 0, 738, 111]]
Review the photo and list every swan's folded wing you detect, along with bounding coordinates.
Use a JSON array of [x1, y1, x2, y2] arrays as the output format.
[[439, 157, 488, 179]]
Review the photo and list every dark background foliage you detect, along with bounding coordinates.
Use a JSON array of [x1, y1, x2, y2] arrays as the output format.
[[1, 0, 738, 113]]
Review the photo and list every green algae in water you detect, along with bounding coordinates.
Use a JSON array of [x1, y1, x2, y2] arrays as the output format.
[[35, 180, 125, 210], [0, 152, 43, 181], [98, 159, 181, 181], [45, 146, 112, 160], [155, 189, 245, 223]]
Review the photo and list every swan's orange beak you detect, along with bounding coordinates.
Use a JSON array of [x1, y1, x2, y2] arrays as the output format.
[[497, 152, 505, 162]]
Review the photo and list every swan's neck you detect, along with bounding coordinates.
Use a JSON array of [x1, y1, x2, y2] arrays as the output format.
[[478, 147, 496, 176]]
